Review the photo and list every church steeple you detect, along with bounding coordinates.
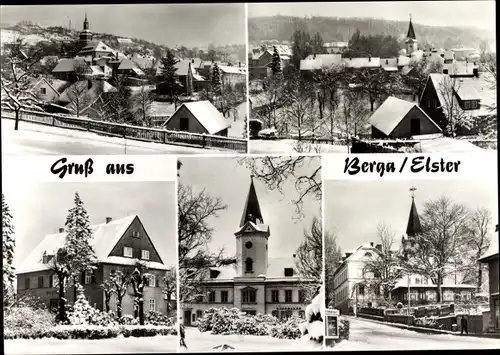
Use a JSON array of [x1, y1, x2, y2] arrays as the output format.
[[406, 187, 422, 237], [83, 11, 89, 30], [406, 14, 416, 40], [239, 175, 264, 227], [79, 11, 93, 46]]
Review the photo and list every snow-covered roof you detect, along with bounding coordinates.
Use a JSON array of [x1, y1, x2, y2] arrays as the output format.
[[78, 40, 115, 55], [300, 54, 342, 71], [416, 137, 482, 153], [17, 215, 165, 274], [149, 101, 175, 117], [369, 96, 440, 136], [234, 221, 269, 235], [52, 58, 87, 73], [165, 100, 230, 135], [479, 233, 498, 262], [30, 78, 70, 95], [343, 57, 381, 68], [89, 65, 104, 75], [218, 65, 246, 75], [324, 41, 349, 48]]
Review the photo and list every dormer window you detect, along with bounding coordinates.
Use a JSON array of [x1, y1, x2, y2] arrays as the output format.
[[123, 246, 133, 257], [245, 258, 253, 272], [284, 268, 294, 277], [132, 230, 140, 238]]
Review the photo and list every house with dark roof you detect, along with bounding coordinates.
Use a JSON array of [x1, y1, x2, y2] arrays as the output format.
[[16, 215, 172, 315], [57, 80, 117, 117], [181, 177, 314, 326], [419, 72, 497, 135], [52, 58, 91, 82], [369, 96, 442, 139], [162, 100, 230, 136], [479, 228, 499, 334]]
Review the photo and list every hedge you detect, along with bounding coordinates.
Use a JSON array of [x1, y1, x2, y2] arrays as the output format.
[[4, 324, 177, 340]]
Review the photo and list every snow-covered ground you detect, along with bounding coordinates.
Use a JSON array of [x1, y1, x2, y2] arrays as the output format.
[[0, 29, 47, 47], [4, 335, 177, 354], [226, 102, 247, 139], [250, 139, 350, 154], [182, 327, 323, 352], [1, 119, 225, 155], [329, 317, 500, 350]]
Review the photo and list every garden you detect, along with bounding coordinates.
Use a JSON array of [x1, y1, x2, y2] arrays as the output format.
[[4, 287, 177, 341]]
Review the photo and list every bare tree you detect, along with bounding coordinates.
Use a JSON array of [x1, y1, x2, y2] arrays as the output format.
[[362, 223, 404, 303], [109, 269, 130, 318], [462, 208, 492, 291], [100, 279, 114, 313], [131, 82, 154, 126], [404, 197, 472, 303], [324, 231, 342, 308], [283, 72, 316, 139], [1, 35, 45, 130], [103, 74, 132, 123], [438, 75, 474, 137], [130, 261, 151, 325], [162, 267, 177, 317], [239, 156, 321, 217], [294, 216, 323, 302], [342, 88, 370, 138], [177, 184, 235, 304], [48, 247, 72, 323]]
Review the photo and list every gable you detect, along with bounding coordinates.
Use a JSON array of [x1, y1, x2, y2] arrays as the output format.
[[108, 216, 164, 264]]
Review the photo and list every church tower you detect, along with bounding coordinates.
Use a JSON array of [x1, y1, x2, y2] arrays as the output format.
[[405, 15, 418, 55], [402, 186, 422, 257], [234, 176, 270, 277], [79, 12, 93, 46]]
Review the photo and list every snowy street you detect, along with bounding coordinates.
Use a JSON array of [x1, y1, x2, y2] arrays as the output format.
[[250, 139, 350, 154], [4, 335, 178, 354], [182, 327, 323, 352], [331, 317, 500, 350], [1, 119, 222, 155]]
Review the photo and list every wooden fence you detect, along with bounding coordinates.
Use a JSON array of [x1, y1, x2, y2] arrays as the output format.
[[2, 109, 248, 153]]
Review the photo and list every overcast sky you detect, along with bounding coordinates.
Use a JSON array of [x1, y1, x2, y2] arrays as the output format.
[[178, 157, 321, 259], [325, 179, 498, 253], [3, 181, 177, 269], [0, 4, 245, 47], [248, 1, 496, 30]]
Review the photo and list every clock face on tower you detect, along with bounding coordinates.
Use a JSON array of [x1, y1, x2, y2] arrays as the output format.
[[245, 241, 253, 249]]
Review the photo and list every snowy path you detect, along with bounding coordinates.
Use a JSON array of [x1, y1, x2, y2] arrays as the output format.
[[1, 119, 224, 155], [331, 317, 500, 350], [250, 139, 350, 154], [4, 335, 177, 354], [183, 327, 323, 352]]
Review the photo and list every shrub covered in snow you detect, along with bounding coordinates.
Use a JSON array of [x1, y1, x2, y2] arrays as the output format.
[[339, 319, 350, 340], [145, 311, 174, 326], [4, 306, 56, 334], [269, 315, 303, 339], [4, 324, 177, 340], [118, 314, 139, 325], [414, 316, 443, 330], [67, 289, 115, 327]]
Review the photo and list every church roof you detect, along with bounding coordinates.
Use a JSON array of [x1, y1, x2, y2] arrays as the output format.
[[239, 177, 264, 227], [407, 18, 416, 40], [406, 197, 422, 237]]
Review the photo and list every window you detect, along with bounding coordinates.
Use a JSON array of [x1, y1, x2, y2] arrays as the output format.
[[272, 290, 279, 302], [464, 101, 470, 109], [221, 290, 228, 303], [272, 310, 278, 318], [192, 313, 196, 322], [410, 118, 421, 135], [208, 290, 215, 303], [385, 59, 389, 64], [299, 289, 305, 303], [52, 274, 58, 288], [25, 277, 30, 289], [149, 299, 156, 312], [285, 290, 293, 303], [471, 101, 479, 109], [358, 285, 365, 295], [180, 117, 189, 131], [245, 241, 253, 249], [284, 268, 294, 277], [123, 247, 133, 257], [141, 250, 150, 260], [196, 310, 203, 319], [299, 310, 305, 319], [242, 289, 256, 303], [40, 87, 46, 95], [85, 271, 92, 285], [244, 310, 256, 316], [148, 274, 156, 287], [415, 278, 421, 285], [364, 252, 372, 257], [38, 276, 44, 288], [132, 230, 140, 238], [245, 258, 253, 272], [374, 272, 381, 278]]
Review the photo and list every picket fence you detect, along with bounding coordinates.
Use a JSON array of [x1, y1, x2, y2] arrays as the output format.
[[1, 109, 247, 153]]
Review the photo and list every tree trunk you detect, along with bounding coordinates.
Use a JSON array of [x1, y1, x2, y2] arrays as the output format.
[[436, 274, 443, 303], [166, 293, 171, 316], [14, 108, 20, 131], [139, 300, 144, 325], [477, 265, 482, 292], [370, 96, 375, 112], [57, 278, 67, 323], [117, 296, 123, 318], [73, 276, 78, 303]]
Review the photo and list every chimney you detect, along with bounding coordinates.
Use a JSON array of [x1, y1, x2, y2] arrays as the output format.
[[106, 217, 112, 224], [87, 79, 92, 90], [238, 61, 241, 68], [293, 254, 296, 258], [58, 228, 64, 233], [192, 59, 194, 64], [375, 244, 382, 251], [368, 55, 371, 62], [370, 242, 374, 247], [313, 53, 316, 59]]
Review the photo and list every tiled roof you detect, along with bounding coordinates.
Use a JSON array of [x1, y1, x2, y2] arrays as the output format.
[[17, 215, 154, 273], [239, 178, 264, 227], [165, 100, 230, 134], [369, 96, 440, 136], [52, 58, 88, 73], [343, 57, 381, 68], [218, 65, 246, 75], [78, 40, 115, 55], [406, 198, 422, 237]]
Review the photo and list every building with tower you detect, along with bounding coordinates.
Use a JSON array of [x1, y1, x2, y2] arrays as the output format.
[[79, 12, 93, 47], [405, 15, 418, 56], [180, 176, 314, 326]]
